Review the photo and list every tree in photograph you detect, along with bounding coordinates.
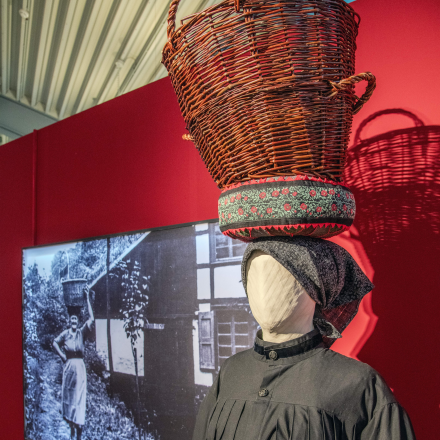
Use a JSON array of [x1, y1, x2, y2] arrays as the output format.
[[114, 259, 150, 440], [105, 238, 115, 394]]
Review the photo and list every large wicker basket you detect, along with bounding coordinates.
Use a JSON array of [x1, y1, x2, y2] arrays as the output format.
[[61, 279, 88, 307], [163, 0, 376, 240]]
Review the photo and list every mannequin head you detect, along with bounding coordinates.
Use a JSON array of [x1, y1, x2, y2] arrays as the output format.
[[246, 250, 316, 343]]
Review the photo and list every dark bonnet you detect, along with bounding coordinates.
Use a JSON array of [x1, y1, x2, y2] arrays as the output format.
[[241, 236, 374, 347]]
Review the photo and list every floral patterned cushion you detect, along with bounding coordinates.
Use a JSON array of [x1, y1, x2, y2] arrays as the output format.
[[218, 176, 355, 241]]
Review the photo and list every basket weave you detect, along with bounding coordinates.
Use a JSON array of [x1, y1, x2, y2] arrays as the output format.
[[61, 279, 87, 307], [345, 109, 440, 248], [162, 0, 376, 189]]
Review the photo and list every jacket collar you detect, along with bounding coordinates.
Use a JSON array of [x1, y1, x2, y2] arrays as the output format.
[[253, 328, 323, 360]]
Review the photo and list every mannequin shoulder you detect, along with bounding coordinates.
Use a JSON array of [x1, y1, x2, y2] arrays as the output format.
[[320, 348, 385, 375], [318, 349, 397, 404], [221, 347, 255, 369], [217, 348, 257, 380]]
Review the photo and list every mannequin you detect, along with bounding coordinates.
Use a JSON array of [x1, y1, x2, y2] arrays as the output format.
[[246, 250, 315, 343], [192, 238, 416, 440]]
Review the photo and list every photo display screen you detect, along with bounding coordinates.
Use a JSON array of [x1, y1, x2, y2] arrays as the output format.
[[22, 221, 257, 440]]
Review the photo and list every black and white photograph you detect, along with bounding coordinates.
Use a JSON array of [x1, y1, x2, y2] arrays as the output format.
[[23, 221, 258, 440]]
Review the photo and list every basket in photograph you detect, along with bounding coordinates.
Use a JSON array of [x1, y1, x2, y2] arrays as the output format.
[[61, 279, 88, 307], [163, 0, 375, 240]]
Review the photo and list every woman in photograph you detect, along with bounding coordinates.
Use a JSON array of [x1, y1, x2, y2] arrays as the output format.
[[53, 285, 94, 440]]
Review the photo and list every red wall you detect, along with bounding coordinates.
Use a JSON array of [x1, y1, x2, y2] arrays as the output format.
[[348, 2, 440, 438], [1, 0, 439, 438]]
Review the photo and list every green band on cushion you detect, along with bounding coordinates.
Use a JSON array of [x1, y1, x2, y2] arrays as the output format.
[[218, 176, 355, 241]]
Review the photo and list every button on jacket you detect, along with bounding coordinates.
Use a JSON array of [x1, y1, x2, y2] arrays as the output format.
[[193, 329, 416, 440]]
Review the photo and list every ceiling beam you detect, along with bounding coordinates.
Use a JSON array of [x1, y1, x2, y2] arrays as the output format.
[[116, 0, 169, 96], [118, 0, 217, 96], [74, 0, 127, 114], [58, 0, 109, 119], [95, 0, 152, 106], [16, 0, 34, 102], [45, 0, 80, 116], [1, 0, 12, 95], [31, 0, 59, 108], [0, 94, 57, 139], [0, 133, 11, 145]]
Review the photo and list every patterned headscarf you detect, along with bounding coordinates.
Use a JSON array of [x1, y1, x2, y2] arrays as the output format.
[[241, 236, 374, 347]]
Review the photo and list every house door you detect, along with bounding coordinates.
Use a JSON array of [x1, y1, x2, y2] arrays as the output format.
[[143, 317, 196, 439]]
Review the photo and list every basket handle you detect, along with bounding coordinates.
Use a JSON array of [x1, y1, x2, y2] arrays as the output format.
[[167, 0, 182, 41], [353, 108, 425, 145], [328, 72, 376, 115]]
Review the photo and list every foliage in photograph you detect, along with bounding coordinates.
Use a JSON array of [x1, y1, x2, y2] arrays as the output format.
[[22, 234, 152, 440]]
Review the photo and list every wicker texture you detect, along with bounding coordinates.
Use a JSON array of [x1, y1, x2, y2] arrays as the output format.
[[162, 0, 375, 189], [62, 279, 87, 307]]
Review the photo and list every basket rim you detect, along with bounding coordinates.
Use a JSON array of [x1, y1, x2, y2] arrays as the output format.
[[168, 0, 360, 46], [61, 278, 87, 284], [221, 175, 350, 193]]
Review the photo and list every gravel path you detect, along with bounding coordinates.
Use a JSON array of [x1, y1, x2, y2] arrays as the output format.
[[36, 350, 71, 439]]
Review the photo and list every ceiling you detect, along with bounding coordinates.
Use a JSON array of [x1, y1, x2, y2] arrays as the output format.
[[0, 0, 356, 144], [0, 0, 221, 142]]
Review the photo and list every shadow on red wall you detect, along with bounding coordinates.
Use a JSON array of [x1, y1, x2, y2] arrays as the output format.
[[345, 109, 440, 438], [329, 227, 377, 362]]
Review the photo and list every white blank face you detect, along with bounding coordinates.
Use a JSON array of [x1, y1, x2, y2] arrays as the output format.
[[246, 250, 316, 334]]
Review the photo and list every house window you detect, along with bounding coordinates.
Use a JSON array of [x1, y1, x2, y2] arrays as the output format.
[[217, 311, 253, 368], [213, 224, 247, 262]]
